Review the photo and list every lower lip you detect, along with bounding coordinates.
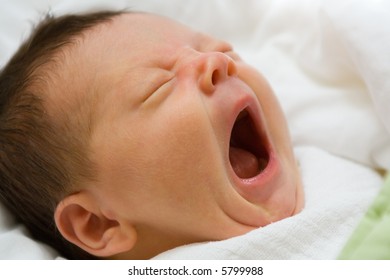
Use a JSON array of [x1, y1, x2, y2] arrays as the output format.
[[233, 150, 281, 199]]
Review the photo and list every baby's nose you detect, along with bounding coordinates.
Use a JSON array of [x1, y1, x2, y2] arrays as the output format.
[[197, 52, 237, 94]]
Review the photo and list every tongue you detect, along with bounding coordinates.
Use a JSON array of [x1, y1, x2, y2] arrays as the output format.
[[229, 146, 260, 178]]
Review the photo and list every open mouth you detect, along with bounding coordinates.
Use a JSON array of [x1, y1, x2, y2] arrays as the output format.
[[229, 108, 270, 179]]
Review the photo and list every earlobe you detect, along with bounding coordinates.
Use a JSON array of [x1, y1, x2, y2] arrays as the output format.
[[54, 193, 137, 257]]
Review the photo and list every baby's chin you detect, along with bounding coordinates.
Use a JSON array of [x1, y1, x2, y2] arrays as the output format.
[[263, 167, 304, 224]]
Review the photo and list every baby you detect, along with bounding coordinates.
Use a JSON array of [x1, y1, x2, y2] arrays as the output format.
[[0, 10, 304, 259]]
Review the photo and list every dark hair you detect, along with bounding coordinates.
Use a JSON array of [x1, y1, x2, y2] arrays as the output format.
[[0, 10, 124, 259]]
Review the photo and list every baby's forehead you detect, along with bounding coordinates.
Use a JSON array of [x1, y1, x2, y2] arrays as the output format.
[[81, 12, 224, 56], [68, 13, 215, 83], [45, 12, 229, 126]]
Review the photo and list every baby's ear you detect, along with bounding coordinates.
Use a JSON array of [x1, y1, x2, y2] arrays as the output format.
[[54, 192, 137, 257]]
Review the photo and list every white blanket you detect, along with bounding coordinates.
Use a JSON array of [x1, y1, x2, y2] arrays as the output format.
[[1, 0, 389, 259]]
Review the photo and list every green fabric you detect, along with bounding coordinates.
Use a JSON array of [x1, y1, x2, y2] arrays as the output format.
[[339, 174, 390, 259]]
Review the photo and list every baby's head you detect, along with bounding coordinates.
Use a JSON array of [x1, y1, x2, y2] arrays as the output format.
[[0, 11, 303, 259]]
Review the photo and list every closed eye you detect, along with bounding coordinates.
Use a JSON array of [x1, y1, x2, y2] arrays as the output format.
[[142, 71, 174, 104]]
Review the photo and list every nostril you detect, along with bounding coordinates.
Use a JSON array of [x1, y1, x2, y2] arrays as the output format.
[[200, 53, 238, 93], [228, 61, 237, 76], [211, 69, 221, 86], [211, 60, 236, 86]]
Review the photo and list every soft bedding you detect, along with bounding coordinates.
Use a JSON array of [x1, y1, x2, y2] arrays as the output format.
[[1, 0, 390, 259]]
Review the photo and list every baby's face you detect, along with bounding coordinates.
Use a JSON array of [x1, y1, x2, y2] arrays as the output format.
[[54, 13, 303, 257]]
